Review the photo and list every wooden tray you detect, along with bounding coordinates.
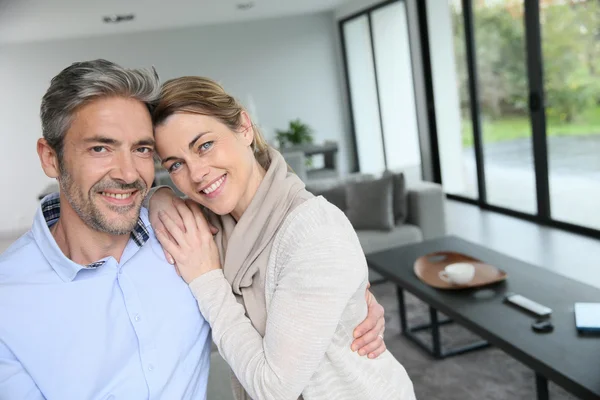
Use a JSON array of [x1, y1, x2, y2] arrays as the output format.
[[414, 251, 507, 290]]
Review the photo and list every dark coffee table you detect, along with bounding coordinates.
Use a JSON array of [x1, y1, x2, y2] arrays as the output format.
[[366, 236, 600, 400]]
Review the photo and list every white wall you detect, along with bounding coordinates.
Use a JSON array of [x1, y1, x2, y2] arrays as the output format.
[[0, 13, 350, 234]]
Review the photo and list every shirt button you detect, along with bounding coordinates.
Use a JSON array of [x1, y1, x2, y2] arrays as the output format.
[[134, 314, 141, 322], [148, 364, 154, 372]]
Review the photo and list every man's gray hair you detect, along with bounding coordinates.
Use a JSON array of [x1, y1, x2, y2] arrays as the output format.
[[40, 59, 161, 161]]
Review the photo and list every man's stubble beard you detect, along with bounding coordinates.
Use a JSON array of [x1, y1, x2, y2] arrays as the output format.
[[58, 160, 147, 236]]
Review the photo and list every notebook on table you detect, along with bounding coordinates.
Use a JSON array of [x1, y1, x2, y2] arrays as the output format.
[[574, 302, 600, 333]]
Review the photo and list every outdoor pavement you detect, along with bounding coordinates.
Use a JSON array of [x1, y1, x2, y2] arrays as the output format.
[[460, 135, 600, 229]]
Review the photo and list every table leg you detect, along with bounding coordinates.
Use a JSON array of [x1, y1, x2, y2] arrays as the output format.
[[395, 291, 489, 359], [396, 286, 407, 334], [536, 373, 549, 400], [429, 307, 442, 358]]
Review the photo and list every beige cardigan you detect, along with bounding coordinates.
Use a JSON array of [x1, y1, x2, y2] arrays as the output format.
[[190, 197, 416, 400]]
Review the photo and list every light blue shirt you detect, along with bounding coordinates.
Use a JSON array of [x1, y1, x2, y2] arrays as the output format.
[[0, 193, 212, 400]]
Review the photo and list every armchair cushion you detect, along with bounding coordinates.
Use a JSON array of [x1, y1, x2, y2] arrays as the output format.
[[345, 174, 395, 231], [383, 170, 408, 225]]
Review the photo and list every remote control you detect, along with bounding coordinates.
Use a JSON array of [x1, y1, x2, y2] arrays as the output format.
[[504, 293, 552, 317]]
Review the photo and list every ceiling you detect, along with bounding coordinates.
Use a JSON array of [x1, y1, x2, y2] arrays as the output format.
[[0, 0, 350, 45]]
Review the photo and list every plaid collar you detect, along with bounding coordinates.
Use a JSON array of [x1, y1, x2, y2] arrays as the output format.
[[41, 194, 150, 270]]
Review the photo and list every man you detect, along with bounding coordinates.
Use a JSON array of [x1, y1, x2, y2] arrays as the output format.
[[0, 60, 386, 399]]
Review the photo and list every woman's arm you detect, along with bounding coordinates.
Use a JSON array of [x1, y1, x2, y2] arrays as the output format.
[[151, 193, 387, 358], [188, 222, 366, 399], [352, 284, 386, 358]]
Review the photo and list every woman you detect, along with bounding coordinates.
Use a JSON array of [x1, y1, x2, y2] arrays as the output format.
[[148, 76, 416, 400]]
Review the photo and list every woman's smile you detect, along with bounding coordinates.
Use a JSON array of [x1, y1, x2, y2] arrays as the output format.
[[199, 174, 227, 199]]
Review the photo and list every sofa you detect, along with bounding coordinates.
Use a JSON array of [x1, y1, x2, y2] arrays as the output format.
[[305, 173, 446, 250], [302, 171, 446, 283]]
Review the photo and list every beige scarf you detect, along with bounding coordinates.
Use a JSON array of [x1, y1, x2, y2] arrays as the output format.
[[208, 147, 312, 336]]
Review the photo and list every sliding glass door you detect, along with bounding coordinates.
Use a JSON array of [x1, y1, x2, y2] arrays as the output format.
[[542, 0, 600, 230], [475, 0, 537, 214], [438, 0, 600, 237]]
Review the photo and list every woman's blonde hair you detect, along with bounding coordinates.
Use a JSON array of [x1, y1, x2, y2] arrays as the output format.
[[152, 76, 271, 169]]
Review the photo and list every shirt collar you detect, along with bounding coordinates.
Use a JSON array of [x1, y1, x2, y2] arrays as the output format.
[[33, 192, 150, 282]]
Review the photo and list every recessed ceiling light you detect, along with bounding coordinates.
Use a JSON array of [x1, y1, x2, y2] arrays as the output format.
[[103, 14, 135, 24], [236, 2, 255, 10]]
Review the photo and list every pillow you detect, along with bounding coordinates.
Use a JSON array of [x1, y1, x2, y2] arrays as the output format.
[[305, 173, 373, 193], [307, 184, 347, 211], [345, 174, 395, 231], [385, 171, 408, 224]]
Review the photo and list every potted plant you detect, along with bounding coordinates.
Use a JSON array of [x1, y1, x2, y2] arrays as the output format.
[[275, 119, 314, 149], [276, 119, 315, 167]]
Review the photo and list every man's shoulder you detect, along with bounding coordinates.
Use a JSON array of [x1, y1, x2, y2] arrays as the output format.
[[138, 207, 157, 238], [137, 207, 173, 264], [138, 207, 157, 242], [0, 231, 42, 279], [0, 230, 38, 262], [139, 206, 150, 223]]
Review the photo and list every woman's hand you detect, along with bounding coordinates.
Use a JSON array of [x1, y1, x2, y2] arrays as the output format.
[[148, 187, 217, 266], [148, 188, 182, 264], [155, 199, 222, 284], [351, 284, 387, 358]]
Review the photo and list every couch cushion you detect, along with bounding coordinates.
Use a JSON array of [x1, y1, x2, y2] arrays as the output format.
[[382, 170, 408, 224], [391, 172, 408, 224], [313, 185, 347, 211], [305, 173, 376, 212], [356, 223, 423, 255], [345, 175, 395, 231], [305, 173, 373, 193]]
